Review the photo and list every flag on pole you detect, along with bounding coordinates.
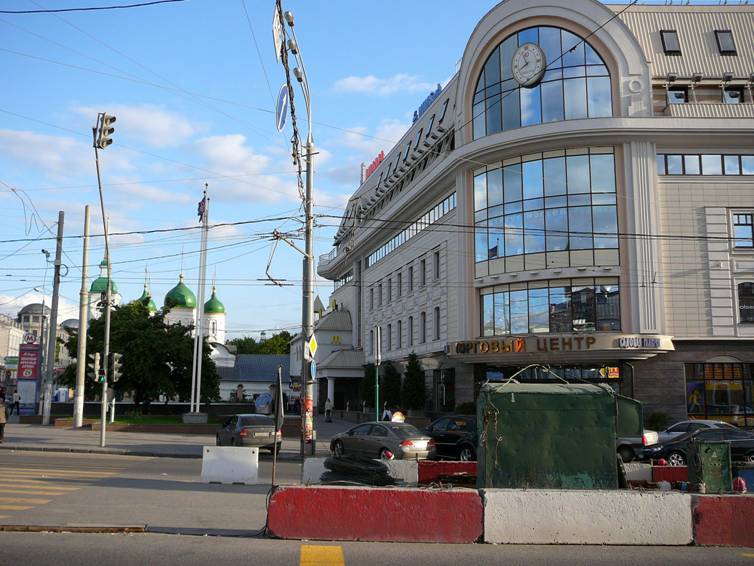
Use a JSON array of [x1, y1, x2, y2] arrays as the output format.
[[197, 196, 207, 223]]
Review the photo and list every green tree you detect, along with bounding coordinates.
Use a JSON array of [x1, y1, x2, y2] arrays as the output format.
[[228, 331, 292, 355], [381, 361, 402, 409], [401, 352, 426, 410], [61, 301, 219, 409]]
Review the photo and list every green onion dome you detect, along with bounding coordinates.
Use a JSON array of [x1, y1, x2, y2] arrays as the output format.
[[90, 259, 119, 295], [138, 285, 157, 313], [204, 287, 225, 315], [164, 274, 196, 309]]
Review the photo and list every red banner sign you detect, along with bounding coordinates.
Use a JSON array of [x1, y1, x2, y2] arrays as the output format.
[[18, 344, 41, 380], [364, 150, 385, 181]]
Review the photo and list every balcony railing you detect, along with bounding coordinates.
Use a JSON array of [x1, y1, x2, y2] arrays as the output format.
[[665, 103, 754, 118], [318, 248, 337, 270]]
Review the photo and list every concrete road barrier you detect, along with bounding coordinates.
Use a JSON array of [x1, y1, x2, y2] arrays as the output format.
[[483, 489, 693, 545], [418, 461, 476, 484], [200, 446, 259, 484], [693, 495, 754, 547], [267, 486, 483, 543]]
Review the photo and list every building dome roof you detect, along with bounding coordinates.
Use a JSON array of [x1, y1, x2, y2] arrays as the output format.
[[90, 259, 119, 295], [18, 303, 51, 317], [204, 287, 225, 314], [164, 274, 196, 309], [138, 285, 158, 313], [61, 318, 79, 330]]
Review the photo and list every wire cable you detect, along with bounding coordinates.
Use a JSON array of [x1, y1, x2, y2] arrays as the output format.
[[0, 0, 185, 15]]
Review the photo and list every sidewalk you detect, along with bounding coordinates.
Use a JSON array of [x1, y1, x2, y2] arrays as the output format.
[[0, 416, 353, 459]]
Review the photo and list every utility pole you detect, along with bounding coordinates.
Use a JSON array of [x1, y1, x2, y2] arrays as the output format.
[[42, 211, 64, 425], [277, 3, 317, 458], [375, 326, 381, 422], [190, 186, 209, 415], [73, 206, 90, 428], [93, 112, 116, 448]]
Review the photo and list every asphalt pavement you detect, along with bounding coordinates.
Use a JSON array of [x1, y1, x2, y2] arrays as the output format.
[[0, 533, 752, 566]]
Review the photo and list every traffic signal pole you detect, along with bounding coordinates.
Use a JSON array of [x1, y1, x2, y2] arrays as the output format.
[[73, 206, 90, 428]]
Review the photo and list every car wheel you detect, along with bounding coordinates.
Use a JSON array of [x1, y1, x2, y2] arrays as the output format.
[[216, 434, 222, 446], [379, 448, 394, 461], [459, 445, 476, 462], [667, 451, 686, 466], [332, 440, 344, 457], [618, 447, 634, 464]]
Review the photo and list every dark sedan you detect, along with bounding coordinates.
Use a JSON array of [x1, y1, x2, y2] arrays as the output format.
[[425, 415, 478, 461], [330, 421, 435, 460], [641, 427, 754, 466], [215, 414, 281, 453]]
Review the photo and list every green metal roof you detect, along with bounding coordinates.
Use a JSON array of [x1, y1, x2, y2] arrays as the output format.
[[164, 274, 196, 309], [204, 287, 225, 314], [90, 258, 118, 295], [138, 286, 157, 313]]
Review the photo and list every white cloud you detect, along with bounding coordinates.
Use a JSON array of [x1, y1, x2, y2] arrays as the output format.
[[110, 177, 193, 205], [337, 118, 409, 157], [0, 292, 78, 321], [0, 129, 92, 178], [332, 74, 434, 96], [73, 104, 198, 148]]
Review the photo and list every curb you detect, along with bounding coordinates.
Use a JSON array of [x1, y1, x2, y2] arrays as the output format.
[[0, 524, 146, 534], [0, 444, 304, 461]]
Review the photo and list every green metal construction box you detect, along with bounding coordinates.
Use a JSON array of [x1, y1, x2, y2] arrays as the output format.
[[688, 440, 732, 494], [477, 382, 618, 490]]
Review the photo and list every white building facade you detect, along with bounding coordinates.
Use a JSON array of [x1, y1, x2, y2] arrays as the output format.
[[318, 0, 754, 423]]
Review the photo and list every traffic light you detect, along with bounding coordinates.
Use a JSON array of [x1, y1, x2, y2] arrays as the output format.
[[95, 113, 116, 149], [87, 352, 100, 381], [111, 353, 123, 383]]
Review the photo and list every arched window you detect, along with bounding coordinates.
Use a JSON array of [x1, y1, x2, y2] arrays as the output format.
[[472, 26, 612, 139], [211, 320, 218, 335]]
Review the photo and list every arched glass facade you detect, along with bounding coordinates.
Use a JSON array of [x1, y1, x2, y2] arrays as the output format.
[[472, 26, 612, 139], [474, 147, 618, 269]]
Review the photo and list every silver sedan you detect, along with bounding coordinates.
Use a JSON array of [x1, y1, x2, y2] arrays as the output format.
[[330, 421, 435, 460]]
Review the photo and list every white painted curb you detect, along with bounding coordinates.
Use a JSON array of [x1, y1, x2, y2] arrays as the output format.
[[201, 446, 259, 484], [482, 489, 693, 545]]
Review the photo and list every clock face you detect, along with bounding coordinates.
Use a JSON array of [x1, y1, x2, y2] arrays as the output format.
[[512, 43, 547, 88]]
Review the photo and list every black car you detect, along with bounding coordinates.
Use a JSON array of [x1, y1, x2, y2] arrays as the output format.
[[641, 427, 754, 466], [425, 415, 478, 461]]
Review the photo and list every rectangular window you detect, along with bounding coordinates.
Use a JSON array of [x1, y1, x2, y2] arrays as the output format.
[[370, 330, 374, 354], [421, 259, 427, 286], [724, 155, 741, 175], [409, 266, 414, 291], [528, 288, 549, 333], [667, 87, 687, 104], [397, 320, 402, 348], [397, 273, 402, 298], [434, 306, 441, 340], [572, 284, 596, 332], [715, 30, 736, 55], [434, 250, 440, 280], [408, 316, 414, 346], [660, 30, 681, 55], [370, 288, 374, 311], [387, 323, 392, 350], [723, 87, 744, 105], [734, 213, 754, 248], [509, 289, 528, 334], [701, 155, 723, 175], [684, 155, 700, 175], [378, 284, 383, 306], [420, 311, 426, 343], [482, 294, 494, 336], [387, 279, 392, 303], [739, 283, 754, 324], [438, 98, 450, 123]]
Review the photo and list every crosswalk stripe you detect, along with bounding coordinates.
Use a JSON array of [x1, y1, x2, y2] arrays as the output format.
[[0, 505, 34, 511], [0, 497, 51, 504], [0, 468, 117, 477], [0, 488, 71, 496], [300, 545, 345, 566]]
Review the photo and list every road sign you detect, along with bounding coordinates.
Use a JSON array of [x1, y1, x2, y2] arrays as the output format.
[[310, 360, 317, 380], [308, 334, 318, 358], [276, 84, 289, 132], [23, 332, 36, 345], [272, 8, 284, 63]]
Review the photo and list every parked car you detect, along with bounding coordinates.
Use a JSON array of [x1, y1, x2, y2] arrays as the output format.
[[616, 429, 659, 463], [424, 415, 478, 461], [641, 427, 754, 466], [330, 421, 435, 460], [215, 414, 281, 453], [657, 419, 738, 444]]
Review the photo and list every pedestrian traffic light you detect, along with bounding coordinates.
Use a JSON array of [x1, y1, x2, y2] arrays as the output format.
[[98, 368, 106, 384], [87, 352, 100, 381], [95, 113, 116, 149], [111, 353, 123, 383]]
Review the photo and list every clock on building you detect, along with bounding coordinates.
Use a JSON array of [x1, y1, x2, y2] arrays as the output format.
[[512, 43, 547, 87]]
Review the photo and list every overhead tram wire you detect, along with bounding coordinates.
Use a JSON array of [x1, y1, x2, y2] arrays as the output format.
[[240, 0, 275, 105], [0, 0, 185, 14]]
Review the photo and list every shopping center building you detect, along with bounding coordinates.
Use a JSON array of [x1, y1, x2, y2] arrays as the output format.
[[317, 0, 754, 424]]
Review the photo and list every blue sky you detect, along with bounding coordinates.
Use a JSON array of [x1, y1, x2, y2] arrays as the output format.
[[0, 0, 703, 338]]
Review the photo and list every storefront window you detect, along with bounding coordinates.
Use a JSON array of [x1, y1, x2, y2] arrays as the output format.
[[480, 277, 620, 335], [473, 148, 618, 269], [739, 282, 754, 324], [473, 26, 612, 139], [685, 363, 754, 427]]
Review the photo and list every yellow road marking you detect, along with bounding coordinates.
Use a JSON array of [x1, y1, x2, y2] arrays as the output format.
[[0, 505, 34, 511], [0, 497, 51, 504], [0, 515, 8, 519], [0, 488, 70, 496], [740, 553, 754, 558], [0, 468, 116, 477], [300, 545, 345, 566], [0, 482, 79, 491]]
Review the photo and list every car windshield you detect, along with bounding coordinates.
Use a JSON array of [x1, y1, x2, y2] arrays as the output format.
[[386, 424, 423, 438], [240, 416, 273, 426]]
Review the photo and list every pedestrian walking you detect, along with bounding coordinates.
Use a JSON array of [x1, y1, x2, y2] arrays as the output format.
[[381, 402, 392, 421], [324, 398, 333, 422], [11, 391, 20, 416], [0, 397, 7, 443]]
